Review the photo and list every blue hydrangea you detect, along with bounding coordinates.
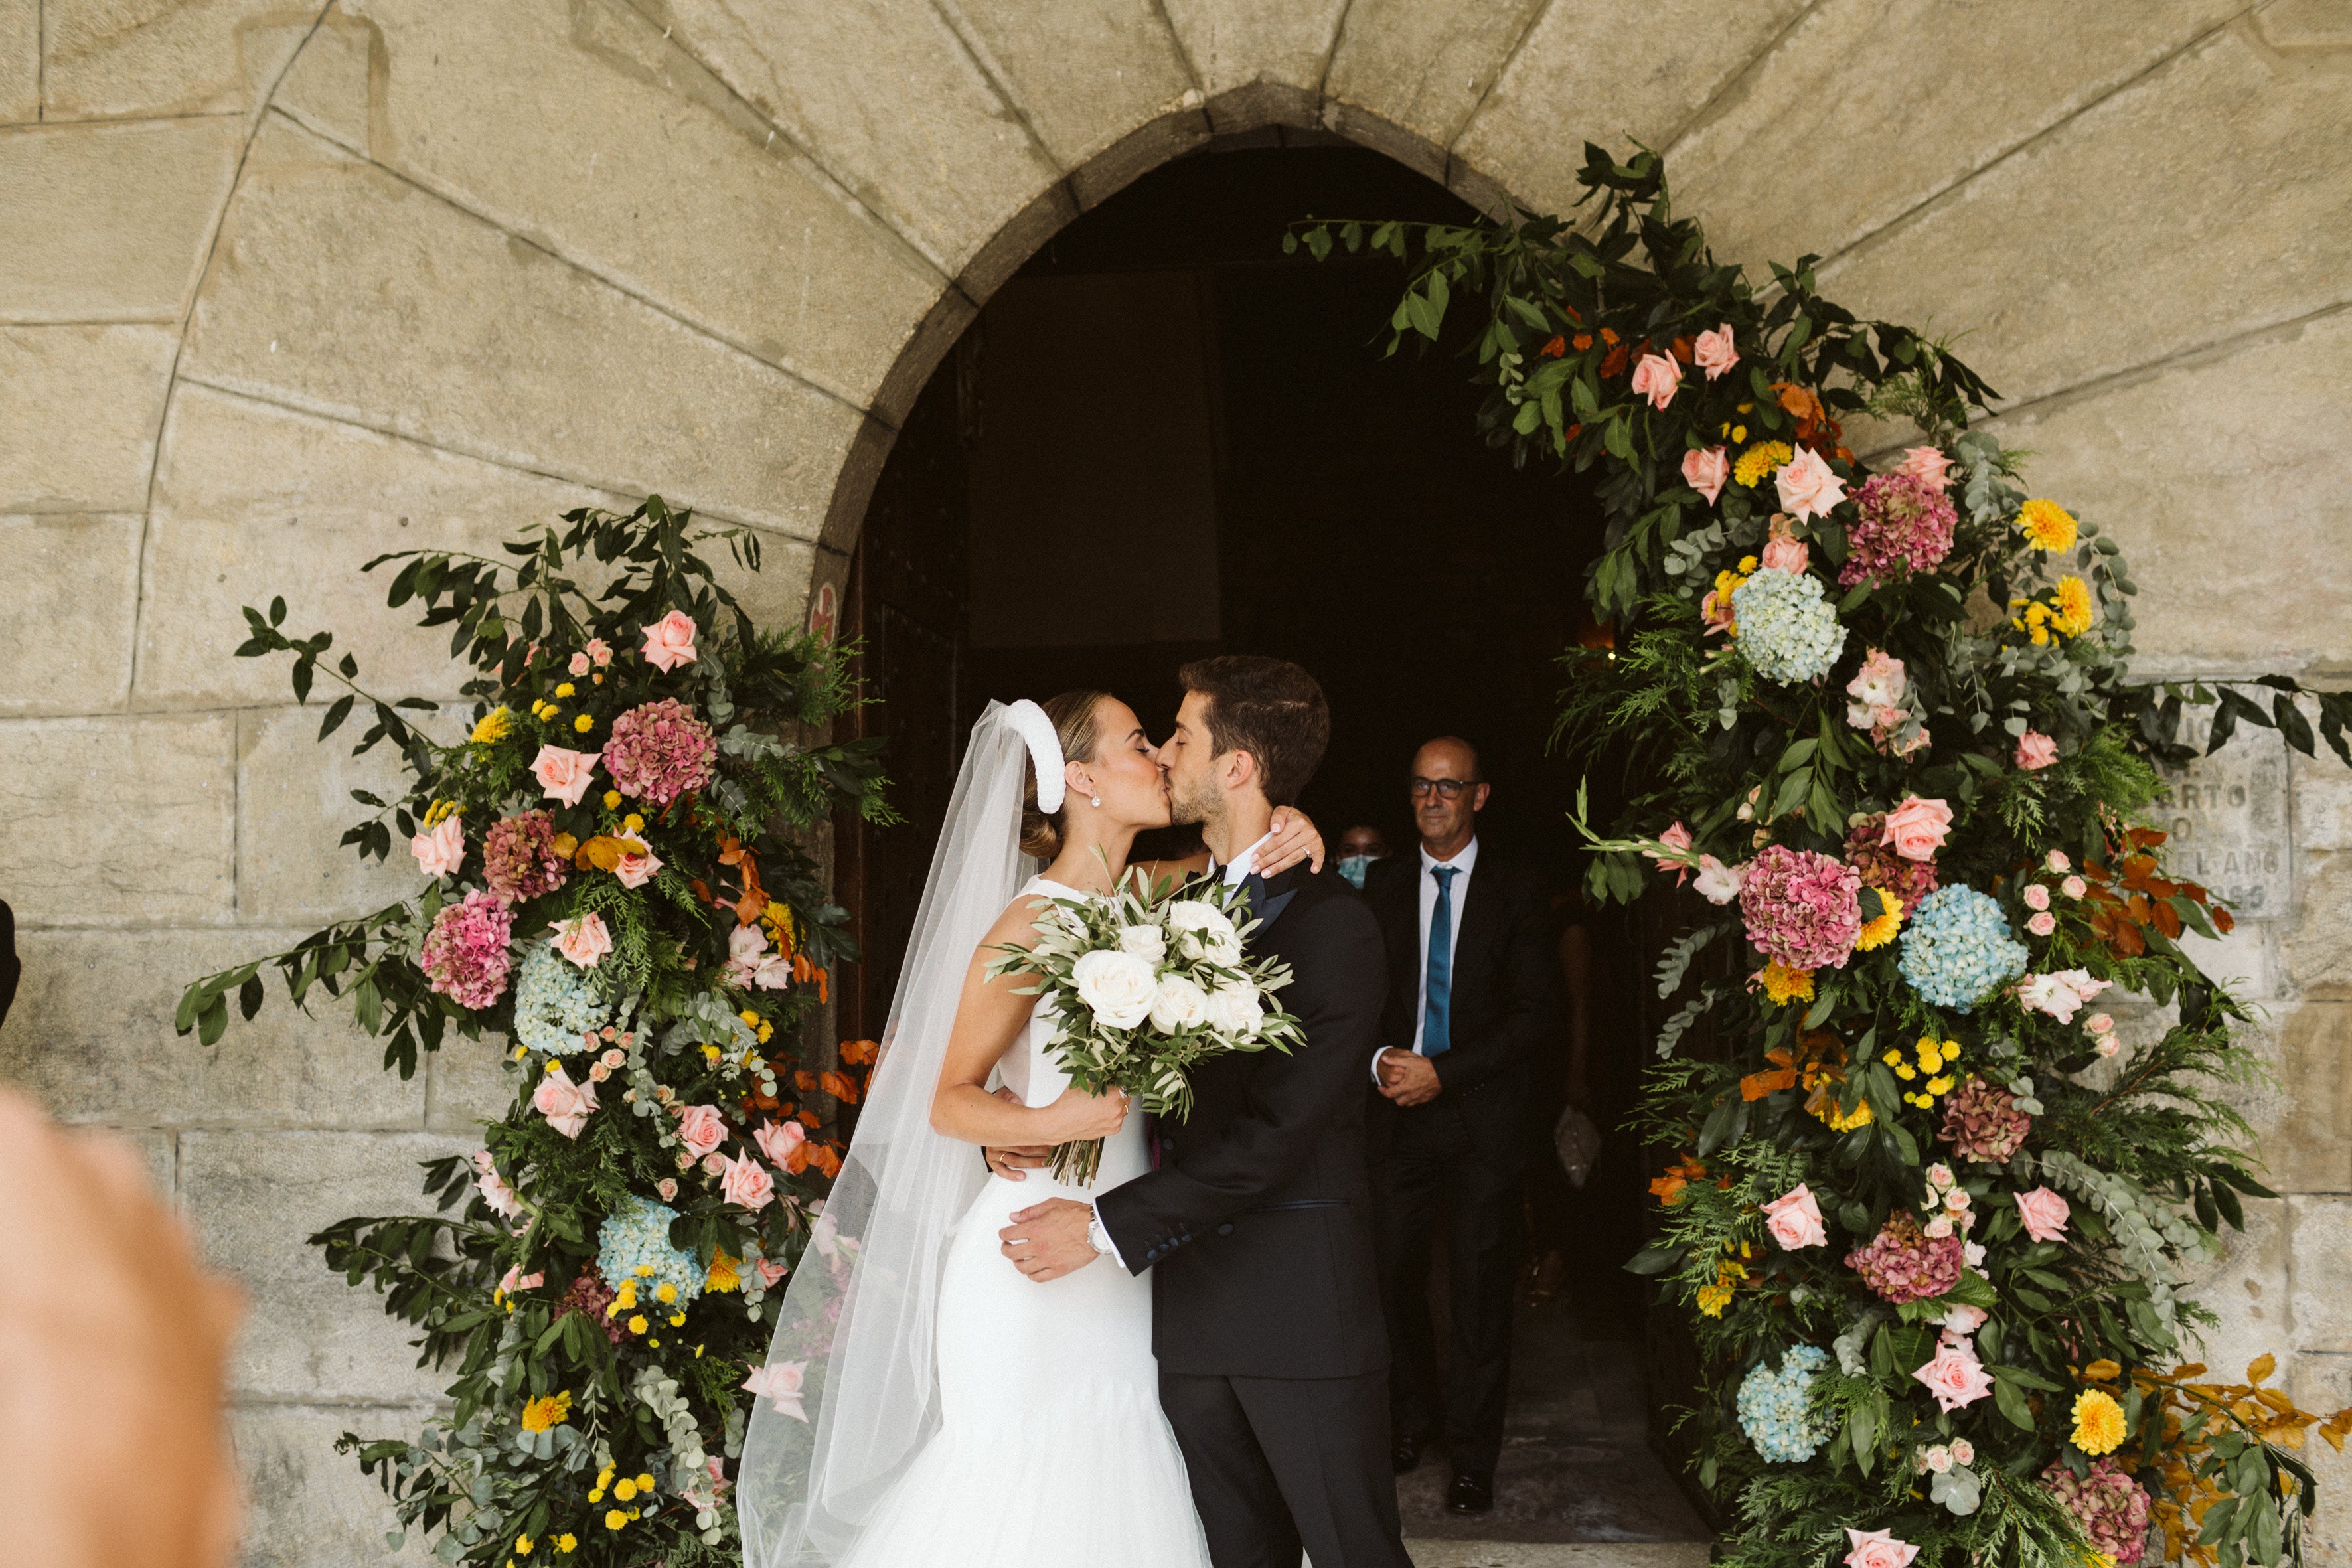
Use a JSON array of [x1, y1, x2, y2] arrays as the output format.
[[512, 941, 611, 1057], [1732, 568, 1847, 684], [1737, 1344, 1833, 1463], [1898, 885, 2029, 1012], [595, 1195, 704, 1306]]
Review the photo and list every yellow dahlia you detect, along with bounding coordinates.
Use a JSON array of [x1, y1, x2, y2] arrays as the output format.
[[471, 706, 514, 744], [2018, 497, 2078, 552], [520, 1391, 572, 1433], [1854, 902, 1903, 951], [1733, 441, 1794, 489], [1757, 960, 1815, 1005], [1807, 1081, 1873, 1131], [706, 1249, 742, 1294], [2071, 1387, 2128, 1455], [1696, 1282, 1734, 1318], [2053, 574, 2094, 636]]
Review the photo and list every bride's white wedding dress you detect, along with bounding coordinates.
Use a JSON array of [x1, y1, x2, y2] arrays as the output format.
[[836, 876, 1213, 1568]]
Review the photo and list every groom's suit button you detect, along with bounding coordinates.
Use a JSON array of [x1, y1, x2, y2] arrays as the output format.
[[1216, 1223, 1233, 1236]]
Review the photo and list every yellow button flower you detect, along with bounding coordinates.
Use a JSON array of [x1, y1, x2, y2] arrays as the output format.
[[670, 1312, 686, 1326], [628, 1314, 648, 1334], [556, 682, 575, 698], [605, 1510, 628, 1531], [573, 714, 595, 733], [603, 789, 622, 809], [655, 1283, 678, 1304], [634, 1473, 655, 1493], [613, 1478, 637, 1502], [516, 1536, 535, 1556], [471, 708, 514, 744], [557, 1537, 577, 1555], [623, 813, 644, 834]]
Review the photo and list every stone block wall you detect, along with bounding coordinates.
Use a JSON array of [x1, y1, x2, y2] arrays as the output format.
[[1, 1, 2347, 1561]]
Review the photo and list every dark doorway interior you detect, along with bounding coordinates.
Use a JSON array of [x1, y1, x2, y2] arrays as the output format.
[[834, 141, 1705, 1544]]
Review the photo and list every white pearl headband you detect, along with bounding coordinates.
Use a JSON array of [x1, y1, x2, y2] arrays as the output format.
[[1002, 699, 1067, 813]]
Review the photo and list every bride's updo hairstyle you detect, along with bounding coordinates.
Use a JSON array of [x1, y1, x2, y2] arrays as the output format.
[[1020, 689, 1108, 858]]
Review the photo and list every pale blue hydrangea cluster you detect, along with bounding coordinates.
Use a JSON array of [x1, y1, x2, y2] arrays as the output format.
[[1731, 568, 1847, 684], [1898, 886, 2029, 1012], [512, 941, 610, 1056], [1737, 1344, 1833, 1463], [595, 1195, 705, 1306]]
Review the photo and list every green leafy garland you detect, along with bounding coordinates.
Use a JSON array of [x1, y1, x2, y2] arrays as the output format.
[[1300, 146, 2352, 1568], [178, 499, 892, 1566]]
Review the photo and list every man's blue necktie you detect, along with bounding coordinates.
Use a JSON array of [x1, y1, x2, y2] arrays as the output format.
[[1423, 865, 1458, 1057]]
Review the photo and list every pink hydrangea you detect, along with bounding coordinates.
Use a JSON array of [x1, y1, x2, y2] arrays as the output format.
[[1939, 1075, 2033, 1163], [559, 1269, 625, 1345], [483, 809, 570, 902], [1739, 844, 1862, 971], [420, 890, 514, 1008], [2041, 1458, 2152, 1565], [1845, 1212, 1965, 1304], [1844, 815, 1942, 914], [602, 699, 717, 807], [1840, 472, 1958, 588]]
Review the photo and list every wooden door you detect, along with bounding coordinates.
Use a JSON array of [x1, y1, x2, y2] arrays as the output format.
[[831, 342, 976, 1045]]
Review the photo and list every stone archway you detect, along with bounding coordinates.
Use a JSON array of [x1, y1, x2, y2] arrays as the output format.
[[7, 2, 2351, 1557]]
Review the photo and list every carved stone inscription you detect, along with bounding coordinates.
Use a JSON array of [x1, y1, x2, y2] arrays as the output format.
[[2157, 707, 2291, 917]]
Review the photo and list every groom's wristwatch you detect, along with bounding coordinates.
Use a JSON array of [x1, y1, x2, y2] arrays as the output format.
[[1085, 1210, 1115, 1255]]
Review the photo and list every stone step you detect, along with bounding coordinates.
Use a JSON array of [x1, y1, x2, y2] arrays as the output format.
[[1406, 1543, 1714, 1568]]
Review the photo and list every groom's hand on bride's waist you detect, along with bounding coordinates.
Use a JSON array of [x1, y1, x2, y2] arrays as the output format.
[[1001, 1198, 1101, 1281]]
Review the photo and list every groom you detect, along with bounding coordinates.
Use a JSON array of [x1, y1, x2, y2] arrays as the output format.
[[1000, 655, 1411, 1568]]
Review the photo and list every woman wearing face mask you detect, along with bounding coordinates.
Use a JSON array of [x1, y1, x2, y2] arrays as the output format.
[[1334, 824, 1390, 890]]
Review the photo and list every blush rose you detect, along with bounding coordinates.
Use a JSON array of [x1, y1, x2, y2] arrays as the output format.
[[1881, 797, 1953, 862], [640, 610, 699, 673], [530, 744, 599, 807], [1683, 445, 1729, 505], [2015, 1185, 2071, 1243], [1762, 1183, 1828, 1249]]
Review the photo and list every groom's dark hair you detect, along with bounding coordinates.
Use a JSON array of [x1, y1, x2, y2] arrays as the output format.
[[1178, 656, 1330, 807]]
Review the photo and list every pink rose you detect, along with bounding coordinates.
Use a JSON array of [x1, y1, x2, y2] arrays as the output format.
[[676, 1103, 728, 1160], [2084, 1013, 2114, 1035], [720, 1151, 776, 1211], [587, 1062, 609, 1083], [1922, 1445, 1953, 1474], [471, 1150, 522, 1220], [1941, 1302, 1987, 1336], [1693, 322, 1739, 380], [2095, 1034, 2122, 1058], [2015, 1185, 2071, 1243], [586, 637, 613, 668], [552, 912, 613, 969], [2027, 911, 2057, 936], [2046, 850, 2072, 874], [1630, 353, 1682, 411], [2062, 876, 2087, 899], [601, 1047, 626, 1068], [753, 1256, 787, 1287], [1950, 1438, 1974, 1466], [2015, 968, 2107, 1024], [702, 1153, 726, 1177], [1760, 532, 1809, 575], [411, 813, 465, 880], [640, 609, 699, 673], [657, 1177, 678, 1201], [530, 744, 599, 807], [499, 1265, 545, 1295], [1881, 797, 1953, 862], [755, 1119, 808, 1169], [2015, 730, 2058, 771], [743, 1360, 807, 1420], [1845, 1529, 1920, 1568], [568, 651, 591, 677], [1775, 447, 1848, 523], [1897, 446, 1953, 488], [532, 1065, 598, 1139], [1923, 1214, 1953, 1239], [2023, 884, 2051, 911], [1762, 1183, 1828, 1250], [1683, 445, 1729, 505], [612, 834, 663, 890]]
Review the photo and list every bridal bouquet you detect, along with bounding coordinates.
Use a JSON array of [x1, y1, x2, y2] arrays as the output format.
[[986, 873, 1302, 1184]]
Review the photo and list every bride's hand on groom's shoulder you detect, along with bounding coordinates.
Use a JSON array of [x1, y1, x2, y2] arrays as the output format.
[[1253, 805, 1326, 876]]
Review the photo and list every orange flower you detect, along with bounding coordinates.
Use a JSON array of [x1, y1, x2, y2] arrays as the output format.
[[1600, 343, 1630, 378], [1670, 334, 1694, 364], [1649, 1154, 1707, 1206], [838, 1038, 879, 1065], [1540, 335, 1567, 358], [819, 1069, 861, 1104], [1572, 333, 1593, 351], [1599, 327, 1620, 345], [808, 1144, 843, 1178]]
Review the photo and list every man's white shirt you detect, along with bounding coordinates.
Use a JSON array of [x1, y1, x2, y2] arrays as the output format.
[[1370, 836, 1479, 1084]]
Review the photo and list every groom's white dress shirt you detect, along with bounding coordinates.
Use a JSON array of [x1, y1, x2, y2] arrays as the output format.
[[1369, 836, 1478, 1083], [1086, 829, 1275, 1265]]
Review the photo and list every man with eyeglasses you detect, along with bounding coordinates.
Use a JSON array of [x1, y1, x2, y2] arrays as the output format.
[[1360, 737, 1557, 1515]]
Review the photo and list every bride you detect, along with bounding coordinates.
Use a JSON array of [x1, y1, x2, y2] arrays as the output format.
[[738, 692, 1324, 1567]]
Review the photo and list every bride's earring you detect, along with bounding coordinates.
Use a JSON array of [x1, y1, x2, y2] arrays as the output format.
[[1090, 793, 1103, 807]]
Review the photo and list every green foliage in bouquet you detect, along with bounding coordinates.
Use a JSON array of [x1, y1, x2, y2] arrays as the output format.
[[175, 498, 894, 1567], [1301, 147, 2352, 1567], [986, 872, 1302, 1184]]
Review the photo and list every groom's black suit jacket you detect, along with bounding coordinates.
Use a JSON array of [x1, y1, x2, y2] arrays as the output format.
[[1094, 862, 1390, 1380]]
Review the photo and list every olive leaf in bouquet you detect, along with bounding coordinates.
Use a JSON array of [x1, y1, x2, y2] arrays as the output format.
[[984, 871, 1304, 1185]]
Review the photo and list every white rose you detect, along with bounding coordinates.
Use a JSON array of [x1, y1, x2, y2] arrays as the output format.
[[1072, 948, 1157, 1031], [1167, 900, 1243, 964], [1204, 980, 1263, 1040], [1148, 973, 1210, 1034], [1118, 921, 1168, 963]]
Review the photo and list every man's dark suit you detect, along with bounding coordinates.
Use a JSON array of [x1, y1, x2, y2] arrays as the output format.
[[1095, 862, 1411, 1568], [1363, 846, 1556, 1476]]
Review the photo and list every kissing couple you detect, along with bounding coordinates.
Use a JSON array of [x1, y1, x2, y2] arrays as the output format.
[[737, 656, 1411, 1568]]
